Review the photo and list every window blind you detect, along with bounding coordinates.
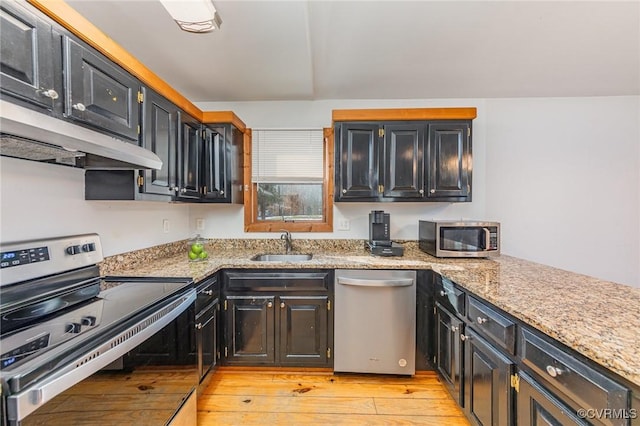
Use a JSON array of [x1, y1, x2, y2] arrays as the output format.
[[252, 129, 324, 183]]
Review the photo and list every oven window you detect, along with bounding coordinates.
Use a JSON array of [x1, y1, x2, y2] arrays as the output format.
[[441, 227, 486, 251]]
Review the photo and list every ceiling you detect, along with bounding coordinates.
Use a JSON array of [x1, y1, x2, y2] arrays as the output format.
[[65, 0, 640, 103]]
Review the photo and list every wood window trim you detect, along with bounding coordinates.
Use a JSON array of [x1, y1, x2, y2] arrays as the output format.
[[243, 128, 334, 233]]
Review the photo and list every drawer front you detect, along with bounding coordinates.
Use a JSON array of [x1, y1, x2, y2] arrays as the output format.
[[520, 327, 630, 426], [467, 296, 516, 355], [224, 270, 330, 292], [434, 275, 465, 316], [196, 275, 218, 312]]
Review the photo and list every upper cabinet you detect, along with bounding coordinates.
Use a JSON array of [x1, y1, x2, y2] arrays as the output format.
[[201, 124, 244, 204], [0, 1, 62, 112], [63, 36, 141, 142], [333, 109, 475, 202], [175, 112, 202, 200]]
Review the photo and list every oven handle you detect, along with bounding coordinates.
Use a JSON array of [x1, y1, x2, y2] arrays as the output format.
[[6, 289, 196, 425]]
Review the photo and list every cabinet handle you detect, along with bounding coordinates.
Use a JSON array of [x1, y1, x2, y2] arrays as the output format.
[[342, 189, 347, 194], [267, 301, 273, 308], [545, 365, 564, 377], [280, 302, 285, 308], [220, 190, 225, 195], [476, 317, 488, 324], [419, 189, 424, 195], [439, 290, 447, 297], [195, 323, 203, 330], [203, 290, 214, 296], [72, 103, 86, 111], [460, 334, 470, 341], [181, 188, 187, 193], [41, 89, 59, 100], [451, 326, 459, 333], [430, 189, 436, 194]]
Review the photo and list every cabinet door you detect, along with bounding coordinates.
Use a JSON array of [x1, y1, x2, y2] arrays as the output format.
[[225, 296, 275, 365], [64, 37, 140, 141], [0, 1, 60, 111], [176, 113, 202, 199], [382, 123, 425, 198], [141, 89, 177, 197], [415, 284, 433, 370], [278, 296, 329, 367], [335, 123, 379, 200], [435, 303, 464, 405], [464, 329, 514, 426], [197, 301, 217, 381], [427, 122, 471, 200], [201, 126, 227, 201], [517, 372, 588, 426]]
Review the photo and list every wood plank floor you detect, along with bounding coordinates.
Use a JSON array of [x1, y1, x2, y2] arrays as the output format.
[[197, 368, 470, 425]]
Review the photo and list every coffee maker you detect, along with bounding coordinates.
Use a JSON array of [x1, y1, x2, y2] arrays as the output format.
[[367, 210, 404, 256]]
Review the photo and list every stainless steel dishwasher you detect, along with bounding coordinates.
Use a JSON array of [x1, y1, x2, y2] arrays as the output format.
[[334, 269, 416, 375]]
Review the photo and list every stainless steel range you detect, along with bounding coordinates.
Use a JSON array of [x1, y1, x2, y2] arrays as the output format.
[[0, 234, 196, 425]]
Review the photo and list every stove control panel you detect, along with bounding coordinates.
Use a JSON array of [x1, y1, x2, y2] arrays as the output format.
[[1, 334, 50, 368], [0, 234, 103, 286]]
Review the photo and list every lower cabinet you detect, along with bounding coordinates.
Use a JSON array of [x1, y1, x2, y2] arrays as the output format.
[[435, 302, 464, 405], [224, 294, 331, 367], [464, 328, 514, 426], [222, 270, 333, 368], [517, 371, 588, 426], [196, 299, 218, 381], [415, 271, 434, 370]]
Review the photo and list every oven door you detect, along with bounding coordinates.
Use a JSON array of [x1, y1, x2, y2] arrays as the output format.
[[3, 287, 197, 426]]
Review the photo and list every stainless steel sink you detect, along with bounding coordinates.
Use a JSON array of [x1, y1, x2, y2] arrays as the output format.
[[250, 253, 313, 262]]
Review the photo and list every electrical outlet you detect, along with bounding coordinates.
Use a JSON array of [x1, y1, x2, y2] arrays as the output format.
[[162, 219, 170, 233], [338, 219, 350, 231], [196, 218, 205, 231]]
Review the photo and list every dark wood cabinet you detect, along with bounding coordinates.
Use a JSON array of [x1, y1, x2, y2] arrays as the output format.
[[201, 124, 243, 203], [279, 295, 329, 366], [224, 295, 276, 364], [415, 271, 434, 371], [517, 372, 588, 426], [335, 120, 470, 202], [176, 112, 202, 200], [435, 302, 465, 405], [63, 36, 140, 141], [335, 122, 424, 201], [427, 122, 471, 201], [222, 270, 333, 368], [335, 123, 379, 199], [382, 123, 425, 198], [464, 329, 514, 426], [140, 88, 178, 197], [0, 1, 62, 112]]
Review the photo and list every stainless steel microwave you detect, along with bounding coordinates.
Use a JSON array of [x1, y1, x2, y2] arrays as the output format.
[[419, 220, 500, 258]]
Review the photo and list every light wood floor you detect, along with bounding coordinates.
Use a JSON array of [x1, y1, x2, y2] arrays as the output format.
[[197, 368, 470, 425]]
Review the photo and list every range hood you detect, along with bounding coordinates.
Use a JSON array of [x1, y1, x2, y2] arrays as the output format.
[[0, 100, 162, 170]]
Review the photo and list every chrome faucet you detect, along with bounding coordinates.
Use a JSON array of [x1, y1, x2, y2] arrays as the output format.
[[280, 230, 293, 254]]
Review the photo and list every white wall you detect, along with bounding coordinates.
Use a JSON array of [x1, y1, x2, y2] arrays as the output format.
[[0, 157, 191, 256], [1, 96, 637, 287], [195, 97, 640, 287], [484, 96, 639, 287]]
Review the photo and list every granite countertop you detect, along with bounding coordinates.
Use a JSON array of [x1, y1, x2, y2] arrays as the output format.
[[100, 239, 640, 389]]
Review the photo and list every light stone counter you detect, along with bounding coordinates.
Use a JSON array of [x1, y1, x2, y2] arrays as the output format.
[[100, 239, 640, 389]]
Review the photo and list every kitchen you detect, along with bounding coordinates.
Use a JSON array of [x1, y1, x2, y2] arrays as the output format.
[[0, 0, 639, 425]]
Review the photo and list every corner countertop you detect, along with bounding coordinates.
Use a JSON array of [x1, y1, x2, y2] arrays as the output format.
[[100, 239, 640, 389]]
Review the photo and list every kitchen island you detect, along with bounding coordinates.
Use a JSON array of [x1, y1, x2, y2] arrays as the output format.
[[100, 238, 640, 391]]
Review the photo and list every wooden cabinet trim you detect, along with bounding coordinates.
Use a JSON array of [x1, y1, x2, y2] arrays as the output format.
[[332, 107, 477, 122], [202, 111, 247, 132]]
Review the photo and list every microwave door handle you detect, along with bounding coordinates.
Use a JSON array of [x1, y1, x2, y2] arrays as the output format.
[[483, 228, 491, 250]]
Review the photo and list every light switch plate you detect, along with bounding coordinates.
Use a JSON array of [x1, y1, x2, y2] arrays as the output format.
[[162, 219, 170, 233], [338, 219, 350, 231], [196, 218, 205, 231]]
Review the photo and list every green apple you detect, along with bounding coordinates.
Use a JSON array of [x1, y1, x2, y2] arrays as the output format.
[[190, 243, 204, 255], [199, 250, 208, 259], [188, 250, 199, 260]]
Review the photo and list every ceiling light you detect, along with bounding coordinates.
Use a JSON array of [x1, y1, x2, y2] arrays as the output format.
[[158, 0, 222, 33]]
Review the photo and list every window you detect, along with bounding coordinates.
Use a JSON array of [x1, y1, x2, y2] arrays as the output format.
[[244, 128, 333, 232]]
